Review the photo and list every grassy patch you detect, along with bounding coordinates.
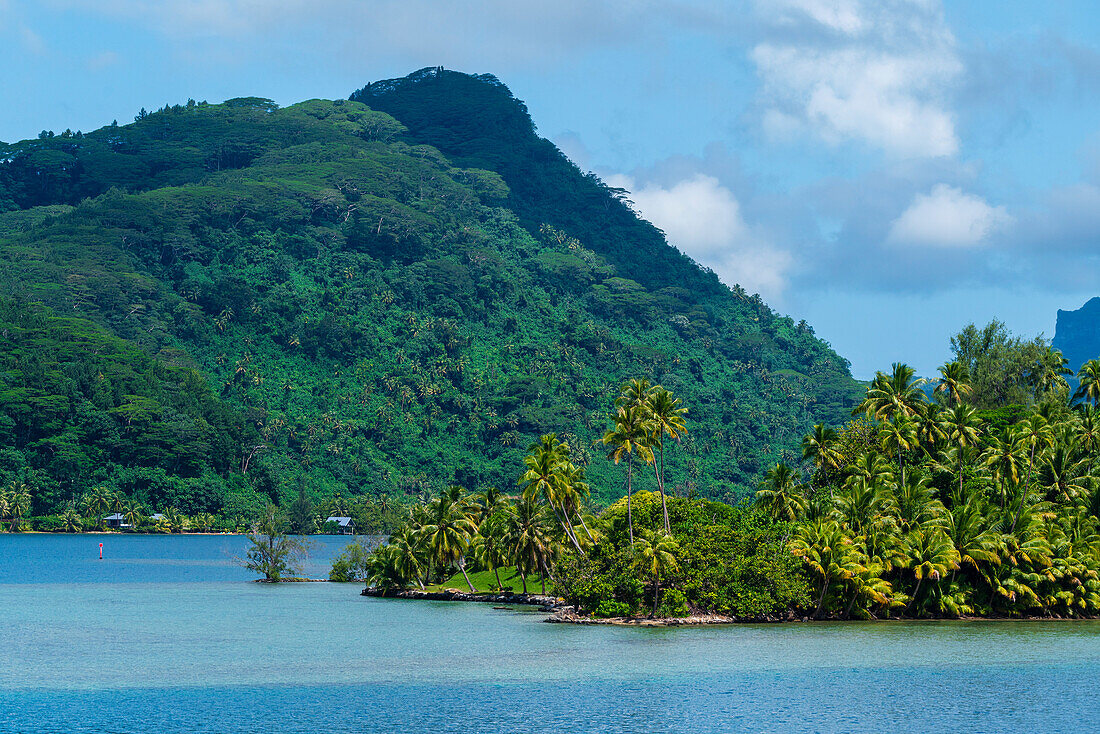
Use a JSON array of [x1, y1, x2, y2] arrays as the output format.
[[423, 566, 548, 594]]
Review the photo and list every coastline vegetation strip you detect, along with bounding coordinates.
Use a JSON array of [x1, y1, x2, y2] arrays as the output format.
[[338, 327, 1100, 622]]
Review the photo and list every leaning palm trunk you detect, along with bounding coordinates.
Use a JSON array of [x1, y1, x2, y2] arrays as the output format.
[[457, 556, 475, 593], [814, 579, 829, 619], [652, 572, 661, 617], [550, 502, 584, 553], [626, 456, 635, 547], [653, 442, 670, 533]]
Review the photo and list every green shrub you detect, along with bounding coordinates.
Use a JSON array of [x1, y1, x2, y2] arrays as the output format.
[[656, 588, 690, 618], [594, 600, 632, 618]]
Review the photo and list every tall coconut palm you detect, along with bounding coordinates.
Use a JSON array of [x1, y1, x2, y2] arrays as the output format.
[[601, 405, 653, 546], [121, 501, 144, 532], [632, 529, 679, 617], [645, 387, 688, 532], [1011, 414, 1053, 533], [756, 463, 806, 522], [944, 404, 983, 499], [915, 404, 949, 455], [1074, 359, 1100, 406], [510, 494, 556, 595], [802, 424, 841, 486], [519, 433, 583, 552], [61, 502, 83, 533], [1029, 346, 1072, 397], [934, 360, 973, 407], [855, 362, 926, 421], [981, 430, 1025, 508], [616, 378, 653, 410], [879, 414, 918, 487], [473, 506, 516, 591], [5, 482, 31, 532], [389, 524, 427, 589], [1040, 441, 1091, 503], [421, 489, 478, 591]]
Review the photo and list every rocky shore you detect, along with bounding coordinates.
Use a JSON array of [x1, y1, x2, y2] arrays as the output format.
[[360, 587, 564, 608], [544, 607, 737, 626]]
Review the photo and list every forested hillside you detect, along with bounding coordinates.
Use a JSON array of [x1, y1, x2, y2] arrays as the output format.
[[0, 68, 861, 522]]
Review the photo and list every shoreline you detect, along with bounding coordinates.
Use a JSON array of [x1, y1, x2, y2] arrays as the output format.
[[361, 587, 564, 608], [362, 587, 1100, 626]]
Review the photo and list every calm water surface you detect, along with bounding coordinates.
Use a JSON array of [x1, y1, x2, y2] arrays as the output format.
[[2, 534, 1099, 732]]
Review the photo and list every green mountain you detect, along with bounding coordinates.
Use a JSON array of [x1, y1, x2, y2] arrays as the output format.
[[0, 68, 861, 518]]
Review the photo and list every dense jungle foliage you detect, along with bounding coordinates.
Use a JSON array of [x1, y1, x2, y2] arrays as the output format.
[[757, 331, 1100, 619], [0, 68, 860, 526]]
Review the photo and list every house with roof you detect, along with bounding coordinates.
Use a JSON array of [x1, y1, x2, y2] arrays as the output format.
[[325, 516, 356, 535], [102, 513, 131, 530]]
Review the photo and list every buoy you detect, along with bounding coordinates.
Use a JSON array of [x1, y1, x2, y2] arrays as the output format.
[[99, 542, 103, 560]]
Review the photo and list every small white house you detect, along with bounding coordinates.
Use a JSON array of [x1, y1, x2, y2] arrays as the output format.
[[325, 516, 355, 535], [102, 513, 131, 530]]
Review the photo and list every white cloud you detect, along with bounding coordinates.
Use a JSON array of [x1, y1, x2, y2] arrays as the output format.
[[772, 0, 865, 34], [752, 0, 961, 158], [608, 172, 793, 300], [887, 184, 1011, 247]]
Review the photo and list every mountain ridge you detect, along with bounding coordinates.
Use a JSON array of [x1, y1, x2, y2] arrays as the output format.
[[0, 68, 861, 518]]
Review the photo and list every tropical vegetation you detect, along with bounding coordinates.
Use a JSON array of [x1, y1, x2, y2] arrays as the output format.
[[0, 68, 860, 534]]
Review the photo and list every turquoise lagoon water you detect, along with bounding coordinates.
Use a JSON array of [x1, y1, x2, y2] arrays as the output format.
[[2, 535, 1100, 732]]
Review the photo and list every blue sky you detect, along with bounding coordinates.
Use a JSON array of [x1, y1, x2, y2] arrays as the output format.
[[2, 1, 1099, 378]]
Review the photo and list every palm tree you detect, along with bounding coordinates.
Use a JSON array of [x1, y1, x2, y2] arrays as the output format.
[[1040, 441, 1091, 503], [1075, 359, 1100, 406], [616, 378, 653, 410], [1029, 346, 1072, 398], [5, 482, 31, 532], [520, 434, 583, 552], [802, 424, 841, 486], [903, 528, 960, 614], [645, 387, 688, 532], [510, 494, 556, 595], [83, 487, 112, 529], [632, 529, 679, 617], [1011, 414, 1053, 533], [121, 501, 144, 532], [934, 360, 973, 407], [756, 463, 806, 522], [473, 507, 515, 591], [879, 414, 918, 487], [601, 405, 653, 546], [943, 498, 1002, 577], [389, 524, 427, 589], [981, 429, 1025, 508], [421, 488, 478, 591], [61, 502, 83, 533], [915, 404, 949, 455], [944, 404, 983, 499], [855, 362, 926, 421], [791, 519, 860, 619]]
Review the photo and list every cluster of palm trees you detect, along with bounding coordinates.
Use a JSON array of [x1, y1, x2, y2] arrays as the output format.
[[366, 431, 602, 596], [0, 481, 32, 531], [600, 379, 688, 541], [58, 488, 212, 533], [759, 358, 1100, 619], [366, 479, 565, 595], [363, 378, 691, 613]]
